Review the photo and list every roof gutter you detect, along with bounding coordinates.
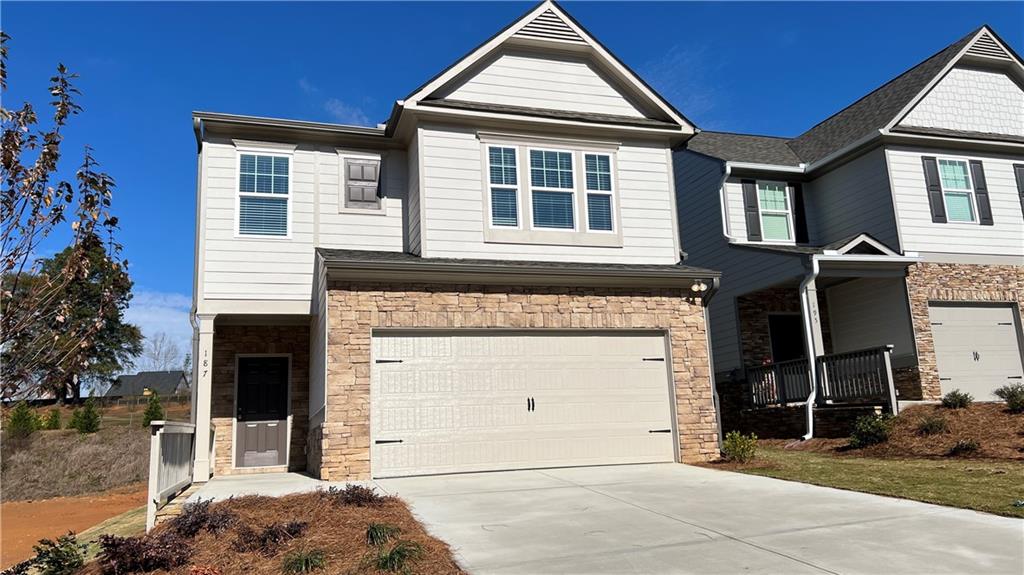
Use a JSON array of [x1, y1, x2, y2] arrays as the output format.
[[192, 111, 387, 138]]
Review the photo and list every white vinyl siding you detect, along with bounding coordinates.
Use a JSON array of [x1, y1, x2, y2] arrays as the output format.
[[886, 146, 1024, 259], [441, 50, 646, 118], [317, 149, 406, 252], [419, 125, 677, 263], [757, 181, 793, 241]]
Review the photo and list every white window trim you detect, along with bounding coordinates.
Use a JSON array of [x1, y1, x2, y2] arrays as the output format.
[[936, 156, 978, 224], [755, 180, 796, 244], [486, 145, 523, 230], [583, 152, 616, 234], [234, 145, 294, 240], [527, 146, 578, 232], [337, 149, 387, 215]]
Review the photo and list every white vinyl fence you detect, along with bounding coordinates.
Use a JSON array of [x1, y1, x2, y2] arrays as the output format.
[[146, 420, 195, 531]]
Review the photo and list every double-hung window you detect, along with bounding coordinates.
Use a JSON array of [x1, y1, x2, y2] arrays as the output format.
[[757, 181, 793, 241], [238, 153, 289, 236], [488, 146, 519, 227], [529, 149, 575, 230], [937, 159, 976, 223], [584, 153, 613, 232]]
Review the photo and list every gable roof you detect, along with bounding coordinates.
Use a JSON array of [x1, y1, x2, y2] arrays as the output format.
[[687, 26, 1021, 168], [106, 371, 188, 397]]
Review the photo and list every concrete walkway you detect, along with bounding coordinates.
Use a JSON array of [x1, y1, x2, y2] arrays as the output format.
[[375, 464, 1024, 575]]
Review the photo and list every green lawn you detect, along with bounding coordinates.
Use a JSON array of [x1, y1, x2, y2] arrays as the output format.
[[78, 505, 146, 561], [735, 447, 1024, 518]]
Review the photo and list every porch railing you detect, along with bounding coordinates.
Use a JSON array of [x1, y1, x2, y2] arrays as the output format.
[[146, 420, 195, 531], [746, 345, 898, 413]]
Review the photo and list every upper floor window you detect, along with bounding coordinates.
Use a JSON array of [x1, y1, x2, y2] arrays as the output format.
[[488, 146, 519, 227], [757, 181, 793, 241], [238, 153, 289, 236], [584, 153, 613, 232], [937, 159, 976, 223], [344, 157, 382, 211], [530, 149, 575, 230]]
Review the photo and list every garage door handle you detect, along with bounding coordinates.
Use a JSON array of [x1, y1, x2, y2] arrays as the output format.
[[648, 429, 671, 433], [375, 439, 403, 444], [643, 357, 665, 362], [375, 359, 403, 364], [1009, 376, 1023, 379]]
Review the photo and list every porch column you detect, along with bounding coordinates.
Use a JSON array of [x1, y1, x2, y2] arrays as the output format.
[[192, 313, 216, 482], [803, 278, 825, 355]]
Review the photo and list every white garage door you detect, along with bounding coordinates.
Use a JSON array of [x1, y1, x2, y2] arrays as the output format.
[[930, 304, 1024, 401], [370, 331, 676, 478]]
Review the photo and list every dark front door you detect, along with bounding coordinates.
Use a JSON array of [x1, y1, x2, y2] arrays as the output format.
[[235, 356, 289, 468], [768, 314, 806, 363]]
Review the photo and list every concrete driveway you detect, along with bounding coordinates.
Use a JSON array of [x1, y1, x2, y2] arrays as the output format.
[[376, 463, 1023, 574]]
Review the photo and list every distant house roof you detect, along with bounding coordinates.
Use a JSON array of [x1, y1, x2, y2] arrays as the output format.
[[106, 371, 189, 398]]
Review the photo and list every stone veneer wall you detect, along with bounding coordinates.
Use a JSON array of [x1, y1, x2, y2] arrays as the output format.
[[211, 324, 310, 476], [736, 287, 833, 367], [904, 262, 1023, 401], [318, 282, 719, 480]]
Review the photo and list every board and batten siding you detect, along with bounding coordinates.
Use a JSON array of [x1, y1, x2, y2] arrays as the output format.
[[899, 67, 1024, 137], [441, 50, 645, 118], [803, 148, 899, 249], [674, 151, 806, 373], [418, 125, 678, 263], [826, 277, 916, 360], [886, 146, 1024, 260]]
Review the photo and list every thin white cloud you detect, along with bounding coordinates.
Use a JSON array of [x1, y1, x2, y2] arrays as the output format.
[[324, 98, 370, 126], [641, 44, 731, 129], [125, 289, 193, 366], [298, 77, 319, 95]]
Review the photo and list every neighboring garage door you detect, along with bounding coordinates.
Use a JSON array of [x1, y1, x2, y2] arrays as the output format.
[[370, 331, 676, 478], [929, 304, 1024, 400]]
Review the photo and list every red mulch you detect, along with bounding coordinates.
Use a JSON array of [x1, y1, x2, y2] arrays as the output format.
[[82, 492, 464, 575], [762, 403, 1024, 460]]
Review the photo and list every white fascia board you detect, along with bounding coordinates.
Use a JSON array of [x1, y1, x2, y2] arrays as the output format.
[[726, 161, 806, 174]]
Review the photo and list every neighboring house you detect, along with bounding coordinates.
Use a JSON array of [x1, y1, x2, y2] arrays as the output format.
[[675, 25, 1024, 433], [107, 371, 190, 398], [189, 1, 721, 482]]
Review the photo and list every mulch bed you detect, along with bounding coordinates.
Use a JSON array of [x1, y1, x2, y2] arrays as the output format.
[[762, 403, 1024, 460], [81, 492, 464, 575]]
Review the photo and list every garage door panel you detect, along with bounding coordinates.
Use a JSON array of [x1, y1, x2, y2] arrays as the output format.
[[930, 304, 1024, 401]]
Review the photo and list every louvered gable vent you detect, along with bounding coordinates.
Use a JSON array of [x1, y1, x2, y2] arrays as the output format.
[[513, 9, 585, 44], [966, 31, 1012, 61]]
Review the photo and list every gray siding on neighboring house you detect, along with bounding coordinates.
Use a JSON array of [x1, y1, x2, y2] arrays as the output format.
[[826, 277, 916, 360], [804, 148, 900, 249], [886, 145, 1024, 260], [899, 66, 1024, 137]]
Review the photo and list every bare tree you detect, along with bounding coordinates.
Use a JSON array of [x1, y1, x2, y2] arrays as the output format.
[[138, 332, 183, 372]]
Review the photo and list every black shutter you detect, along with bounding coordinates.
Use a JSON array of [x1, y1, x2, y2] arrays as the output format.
[[790, 183, 809, 243], [1014, 164, 1024, 219], [969, 160, 993, 226], [741, 179, 762, 241], [921, 156, 946, 223]]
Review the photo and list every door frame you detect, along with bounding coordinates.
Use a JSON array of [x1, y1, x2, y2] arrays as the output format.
[[232, 353, 292, 470], [368, 328, 679, 478]]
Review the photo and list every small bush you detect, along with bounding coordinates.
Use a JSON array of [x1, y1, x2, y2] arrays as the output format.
[[282, 548, 326, 573], [994, 383, 1024, 413], [234, 521, 308, 556], [43, 408, 62, 430], [32, 532, 87, 575], [947, 438, 980, 456], [915, 413, 948, 436], [70, 399, 101, 433], [375, 541, 423, 573], [322, 484, 387, 507], [721, 431, 757, 463], [848, 414, 892, 448], [169, 499, 237, 538], [98, 532, 193, 574], [941, 389, 973, 409], [5, 402, 39, 439], [142, 393, 165, 427], [366, 523, 401, 546]]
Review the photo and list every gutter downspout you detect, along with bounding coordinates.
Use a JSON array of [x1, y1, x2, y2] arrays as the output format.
[[701, 277, 725, 449], [799, 256, 820, 440], [718, 163, 738, 242]]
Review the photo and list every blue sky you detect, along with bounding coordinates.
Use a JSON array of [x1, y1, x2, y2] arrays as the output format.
[[4, 1, 1022, 352]]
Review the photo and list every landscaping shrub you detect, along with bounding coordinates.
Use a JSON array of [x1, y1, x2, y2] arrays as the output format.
[[322, 484, 387, 507], [98, 532, 193, 574], [374, 540, 423, 573], [848, 414, 893, 448], [366, 523, 401, 546], [947, 438, 980, 456], [281, 548, 326, 573], [234, 521, 309, 556], [169, 499, 237, 538], [43, 408, 62, 430], [32, 532, 87, 575], [993, 383, 1024, 413], [70, 399, 101, 433], [915, 413, 948, 436], [941, 389, 973, 409], [721, 431, 758, 463], [5, 402, 39, 439], [142, 393, 165, 427]]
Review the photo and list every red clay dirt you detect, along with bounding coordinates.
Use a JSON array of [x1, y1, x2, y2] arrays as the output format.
[[0, 483, 147, 568]]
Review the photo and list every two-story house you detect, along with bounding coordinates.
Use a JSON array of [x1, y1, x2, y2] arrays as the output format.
[[676, 26, 1024, 435], [189, 1, 721, 483]]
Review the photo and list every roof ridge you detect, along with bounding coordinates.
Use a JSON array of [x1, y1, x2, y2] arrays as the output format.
[[698, 129, 794, 140]]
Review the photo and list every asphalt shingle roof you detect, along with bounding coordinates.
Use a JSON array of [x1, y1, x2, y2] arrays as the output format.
[[686, 132, 801, 167], [106, 371, 188, 398]]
